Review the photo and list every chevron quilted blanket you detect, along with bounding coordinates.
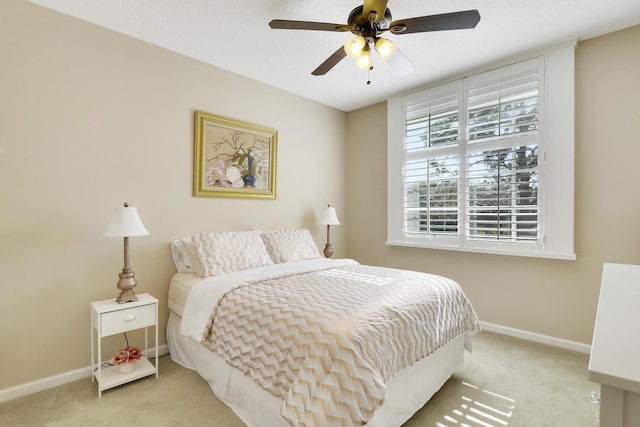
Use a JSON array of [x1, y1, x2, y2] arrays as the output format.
[[180, 259, 479, 426]]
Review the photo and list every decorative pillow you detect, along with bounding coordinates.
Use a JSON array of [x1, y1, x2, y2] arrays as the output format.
[[179, 237, 205, 277], [261, 228, 322, 264], [191, 230, 273, 276]]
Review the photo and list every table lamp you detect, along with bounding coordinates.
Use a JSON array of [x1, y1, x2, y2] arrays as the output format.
[[318, 204, 340, 258], [103, 202, 149, 303]]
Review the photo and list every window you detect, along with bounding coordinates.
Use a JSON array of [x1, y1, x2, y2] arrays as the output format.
[[387, 45, 575, 259]]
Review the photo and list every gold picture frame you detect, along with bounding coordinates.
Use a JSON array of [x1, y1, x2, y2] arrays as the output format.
[[194, 111, 277, 199]]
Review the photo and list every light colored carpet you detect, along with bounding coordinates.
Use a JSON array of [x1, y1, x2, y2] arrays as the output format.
[[0, 331, 599, 426], [405, 331, 598, 426]]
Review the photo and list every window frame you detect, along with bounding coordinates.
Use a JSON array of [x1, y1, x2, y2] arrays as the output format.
[[387, 44, 576, 260]]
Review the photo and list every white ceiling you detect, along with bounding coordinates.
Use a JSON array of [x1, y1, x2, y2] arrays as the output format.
[[27, 0, 640, 112]]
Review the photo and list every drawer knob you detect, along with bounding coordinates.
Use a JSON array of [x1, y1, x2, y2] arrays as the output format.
[[124, 314, 137, 321]]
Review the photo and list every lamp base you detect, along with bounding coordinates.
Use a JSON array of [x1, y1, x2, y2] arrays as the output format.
[[115, 269, 139, 304], [323, 243, 334, 258], [116, 289, 138, 304]]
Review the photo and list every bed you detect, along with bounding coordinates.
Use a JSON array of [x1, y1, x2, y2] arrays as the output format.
[[166, 229, 479, 426]]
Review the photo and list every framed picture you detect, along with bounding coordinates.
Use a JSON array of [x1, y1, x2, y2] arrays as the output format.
[[194, 111, 277, 199]]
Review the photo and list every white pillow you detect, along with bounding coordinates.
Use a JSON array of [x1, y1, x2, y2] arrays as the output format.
[[170, 239, 190, 272], [261, 228, 322, 264], [191, 230, 273, 276], [170, 238, 205, 276]]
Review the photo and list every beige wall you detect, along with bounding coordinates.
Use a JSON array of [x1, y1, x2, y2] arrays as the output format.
[[3, 0, 640, 394], [346, 24, 640, 346], [0, 0, 346, 389]]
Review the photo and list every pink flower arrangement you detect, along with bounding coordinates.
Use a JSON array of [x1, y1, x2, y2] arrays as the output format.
[[112, 346, 143, 366]]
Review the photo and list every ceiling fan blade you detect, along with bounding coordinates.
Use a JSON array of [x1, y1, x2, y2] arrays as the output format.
[[363, 0, 389, 22], [312, 47, 348, 76], [383, 47, 415, 76], [269, 20, 349, 32], [390, 10, 481, 35]]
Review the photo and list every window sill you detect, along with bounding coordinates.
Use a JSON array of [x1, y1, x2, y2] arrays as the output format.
[[385, 240, 577, 261]]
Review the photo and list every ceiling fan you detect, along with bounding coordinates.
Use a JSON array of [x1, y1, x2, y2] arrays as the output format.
[[269, 0, 480, 79]]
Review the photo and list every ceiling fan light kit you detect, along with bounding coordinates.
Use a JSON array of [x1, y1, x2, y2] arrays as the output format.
[[375, 37, 397, 61], [354, 45, 372, 70], [344, 35, 366, 58], [268, 0, 481, 78], [345, 36, 396, 65]]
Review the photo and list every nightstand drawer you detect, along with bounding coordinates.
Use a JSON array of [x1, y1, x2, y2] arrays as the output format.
[[100, 304, 156, 336]]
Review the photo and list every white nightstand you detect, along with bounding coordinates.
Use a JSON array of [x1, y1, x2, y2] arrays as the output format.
[[90, 293, 159, 397]]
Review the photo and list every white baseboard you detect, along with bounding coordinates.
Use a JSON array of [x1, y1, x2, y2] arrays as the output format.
[[0, 344, 169, 404], [480, 321, 592, 354]]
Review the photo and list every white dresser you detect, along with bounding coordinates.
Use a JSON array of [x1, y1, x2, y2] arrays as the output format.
[[588, 263, 640, 426]]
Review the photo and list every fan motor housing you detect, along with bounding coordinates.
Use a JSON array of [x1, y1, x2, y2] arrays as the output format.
[[347, 5, 392, 35]]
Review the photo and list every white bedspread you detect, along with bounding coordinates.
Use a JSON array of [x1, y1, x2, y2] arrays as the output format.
[[180, 258, 479, 426], [181, 258, 357, 342]]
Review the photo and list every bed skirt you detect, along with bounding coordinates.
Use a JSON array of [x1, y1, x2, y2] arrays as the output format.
[[167, 310, 468, 426]]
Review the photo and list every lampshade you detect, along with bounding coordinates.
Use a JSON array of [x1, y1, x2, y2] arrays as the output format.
[[344, 35, 366, 58], [354, 46, 371, 70], [319, 206, 340, 226], [375, 38, 397, 61], [103, 203, 149, 237]]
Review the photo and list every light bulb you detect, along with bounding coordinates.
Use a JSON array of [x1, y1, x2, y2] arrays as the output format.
[[355, 47, 371, 69], [344, 36, 366, 58], [375, 38, 397, 61]]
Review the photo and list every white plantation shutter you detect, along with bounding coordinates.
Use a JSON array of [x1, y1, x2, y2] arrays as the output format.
[[467, 68, 540, 142], [465, 60, 542, 245], [402, 61, 542, 247], [405, 153, 459, 237], [466, 145, 539, 243], [388, 46, 575, 259], [403, 84, 461, 239]]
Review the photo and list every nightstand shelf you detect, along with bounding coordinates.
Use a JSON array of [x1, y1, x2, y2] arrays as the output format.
[[91, 293, 158, 397], [95, 357, 156, 390]]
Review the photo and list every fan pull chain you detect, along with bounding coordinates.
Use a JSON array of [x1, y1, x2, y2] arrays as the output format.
[[367, 65, 373, 85]]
